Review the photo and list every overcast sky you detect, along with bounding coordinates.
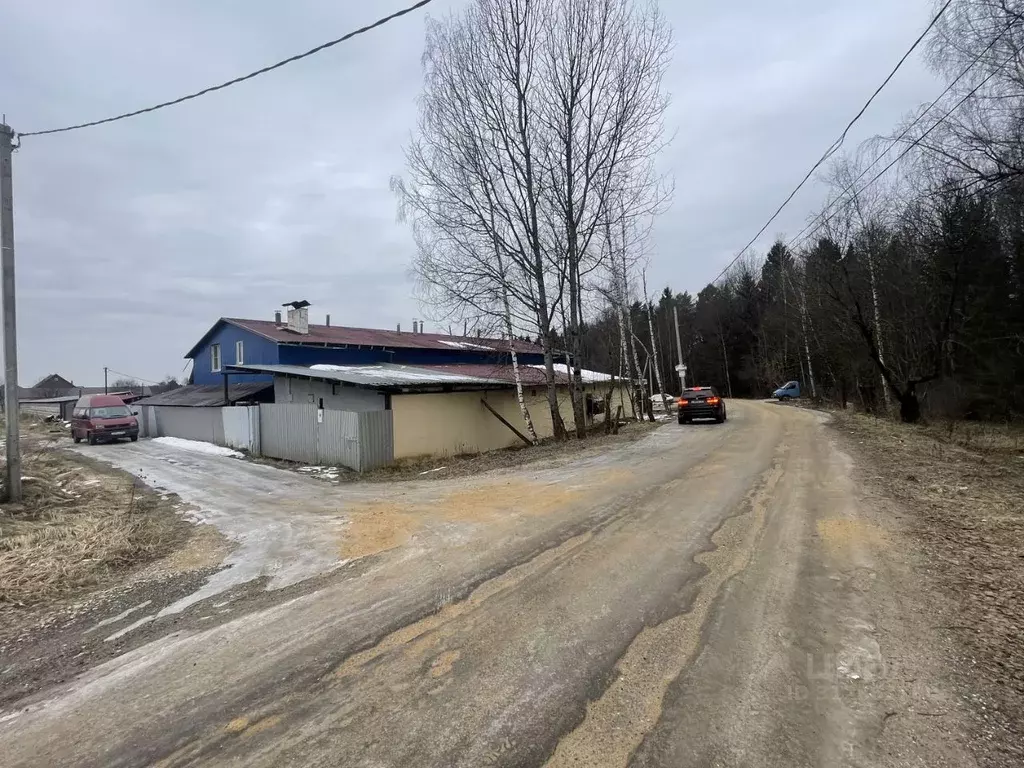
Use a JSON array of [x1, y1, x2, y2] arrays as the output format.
[[0, 0, 941, 385]]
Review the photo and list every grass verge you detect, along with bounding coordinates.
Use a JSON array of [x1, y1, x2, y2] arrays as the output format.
[[0, 445, 187, 609], [832, 412, 1024, 767]]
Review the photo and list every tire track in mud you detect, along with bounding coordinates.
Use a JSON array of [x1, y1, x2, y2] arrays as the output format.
[[135, 469, 697, 768], [541, 436, 790, 768]]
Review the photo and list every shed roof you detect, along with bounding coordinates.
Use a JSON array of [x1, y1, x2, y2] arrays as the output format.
[[134, 382, 272, 407], [421, 363, 616, 386], [227, 363, 617, 392], [18, 395, 81, 404], [185, 318, 543, 358], [227, 363, 511, 392]]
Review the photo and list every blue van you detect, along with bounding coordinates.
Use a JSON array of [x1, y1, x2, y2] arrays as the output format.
[[773, 381, 800, 400]]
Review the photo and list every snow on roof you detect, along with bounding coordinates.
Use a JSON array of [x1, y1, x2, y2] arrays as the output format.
[[230, 363, 508, 389], [528, 363, 614, 383], [437, 339, 496, 351]]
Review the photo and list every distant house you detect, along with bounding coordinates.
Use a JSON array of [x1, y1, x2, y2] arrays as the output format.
[[184, 303, 546, 386], [33, 373, 75, 391]]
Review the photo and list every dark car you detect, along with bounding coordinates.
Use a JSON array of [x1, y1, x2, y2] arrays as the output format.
[[71, 394, 140, 445], [677, 386, 727, 424]]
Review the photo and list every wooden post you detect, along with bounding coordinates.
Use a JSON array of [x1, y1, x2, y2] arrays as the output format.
[[223, 373, 229, 406], [480, 398, 533, 446]]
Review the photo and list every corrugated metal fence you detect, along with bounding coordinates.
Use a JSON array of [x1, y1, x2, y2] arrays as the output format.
[[260, 404, 393, 471], [358, 409, 394, 471], [222, 405, 261, 454], [145, 406, 226, 444], [137, 403, 392, 471]]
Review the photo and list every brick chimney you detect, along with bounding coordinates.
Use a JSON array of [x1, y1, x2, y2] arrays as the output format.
[[284, 302, 310, 335]]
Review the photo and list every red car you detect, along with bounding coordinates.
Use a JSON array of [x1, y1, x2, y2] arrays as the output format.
[[71, 394, 139, 445]]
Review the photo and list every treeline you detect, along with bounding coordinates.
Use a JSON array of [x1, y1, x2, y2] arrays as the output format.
[[578, 0, 1024, 423], [400, 0, 1023, 430]]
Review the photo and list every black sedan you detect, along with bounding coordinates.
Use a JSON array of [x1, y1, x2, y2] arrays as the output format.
[[677, 386, 727, 424]]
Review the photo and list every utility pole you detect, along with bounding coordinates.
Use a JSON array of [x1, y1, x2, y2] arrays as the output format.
[[1, 123, 21, 502], [104, 367, 108, 394], [673, 304, 686, 391]]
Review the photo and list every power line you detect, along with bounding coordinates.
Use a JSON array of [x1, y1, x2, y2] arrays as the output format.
[[794, 57, 1008, 247], [709, 0, 954, 285], [104, 368, 164, 386], [786, 19, 1013, 249], [17, 0, 436, 138]]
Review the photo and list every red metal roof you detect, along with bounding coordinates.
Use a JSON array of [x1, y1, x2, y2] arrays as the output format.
[[223, 318, 544, 355]]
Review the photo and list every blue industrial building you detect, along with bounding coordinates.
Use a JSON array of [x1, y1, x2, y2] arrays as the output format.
[[185, 305, 546, 386]]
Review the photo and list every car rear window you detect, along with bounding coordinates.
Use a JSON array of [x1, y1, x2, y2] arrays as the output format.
[[681, 389, 716, 400]]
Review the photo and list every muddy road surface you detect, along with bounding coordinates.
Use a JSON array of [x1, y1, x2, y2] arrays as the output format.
[[0, 402, 975, 767]]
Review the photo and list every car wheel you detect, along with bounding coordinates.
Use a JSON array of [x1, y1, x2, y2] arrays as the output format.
[[87, 432, 97, 445], [130, 435, 138, 442], [715, 413, 725, 424], [72, 432, 81, 444]]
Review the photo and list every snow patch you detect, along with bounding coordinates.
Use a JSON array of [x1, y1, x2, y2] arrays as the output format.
[[152, 437, 242, 458], [298, 465, 342, 482], [528, 363, 614, 383], [85, 601, 153, 634], [103, 615, 155, 643], [438, 339, 494, 351]]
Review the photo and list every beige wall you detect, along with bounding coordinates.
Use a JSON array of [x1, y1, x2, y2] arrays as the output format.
[[392, 383, 626, 460]]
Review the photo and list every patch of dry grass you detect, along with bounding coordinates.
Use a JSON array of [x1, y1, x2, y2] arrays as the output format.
[[924, 419, 1024, 457], [832, 412, 1024, 767], [0, 446, 184, 608]]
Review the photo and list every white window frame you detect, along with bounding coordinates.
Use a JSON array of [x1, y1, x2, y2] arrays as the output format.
[[235, 340, 244, 365], [211, 343, 222, 372]]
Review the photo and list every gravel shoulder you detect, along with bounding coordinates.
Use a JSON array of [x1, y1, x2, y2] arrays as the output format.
[[830, 412, 1024, 768]]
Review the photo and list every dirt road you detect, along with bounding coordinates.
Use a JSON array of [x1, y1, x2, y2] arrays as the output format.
[[0, 402, 976, 766]]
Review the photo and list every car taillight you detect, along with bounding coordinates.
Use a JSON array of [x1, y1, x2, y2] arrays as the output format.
[[677, 398, 687, 406], [706, 397, 720, 405]]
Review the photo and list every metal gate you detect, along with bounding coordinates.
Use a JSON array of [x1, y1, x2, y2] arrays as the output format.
[[258, 404, 392, 471]]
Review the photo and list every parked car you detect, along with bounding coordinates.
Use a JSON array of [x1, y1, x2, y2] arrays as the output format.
[[677, 386, 727, 424], [773, 380, 801, 400], [71, 394, 139, 445]]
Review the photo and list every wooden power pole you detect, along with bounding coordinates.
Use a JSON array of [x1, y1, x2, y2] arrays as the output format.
[[1, 123, 22, 502]]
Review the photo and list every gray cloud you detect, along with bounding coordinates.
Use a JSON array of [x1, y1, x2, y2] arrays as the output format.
[[1, 0, 938, 384]]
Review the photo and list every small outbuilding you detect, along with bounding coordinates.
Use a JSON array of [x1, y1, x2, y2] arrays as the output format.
[[228, 362, 628, 460]]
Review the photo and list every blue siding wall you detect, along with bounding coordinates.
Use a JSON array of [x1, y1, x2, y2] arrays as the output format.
[[279, 345, 544, 367], [191, 324, 279, 385], [189, 321, 547, 384]]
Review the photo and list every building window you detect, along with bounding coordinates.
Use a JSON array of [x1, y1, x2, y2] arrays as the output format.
[[235, 340, 244, 365], [211, 343, 221, 372]]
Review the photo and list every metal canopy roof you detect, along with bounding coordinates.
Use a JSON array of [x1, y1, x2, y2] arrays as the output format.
[[133, 382, 273, 407], [226, 363, 513, 392]]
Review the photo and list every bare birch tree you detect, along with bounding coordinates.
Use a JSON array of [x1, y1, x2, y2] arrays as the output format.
[[396, 0, 672, 440], [537, 0, 672, 436], [394, 0, 568, 437], [642, 268, 672, 414]]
